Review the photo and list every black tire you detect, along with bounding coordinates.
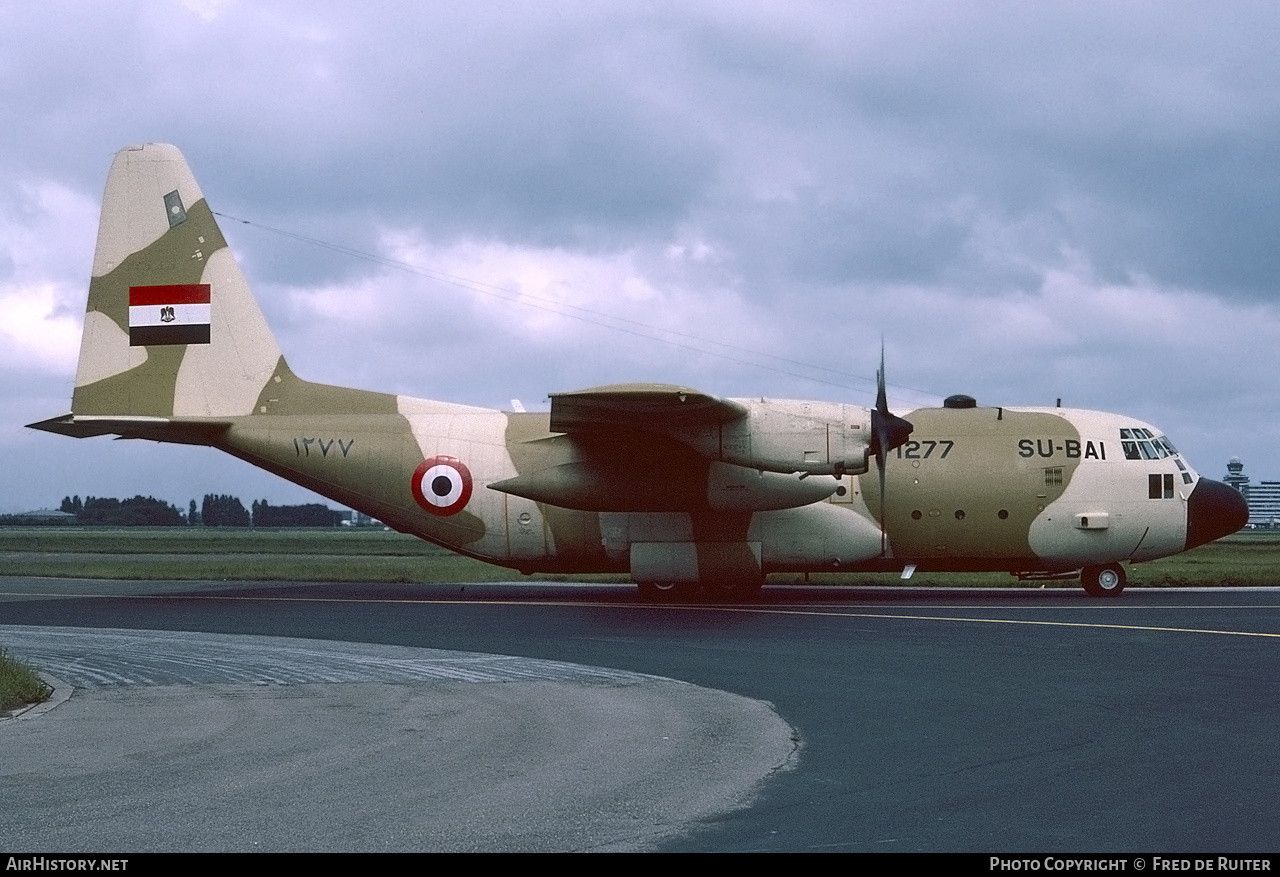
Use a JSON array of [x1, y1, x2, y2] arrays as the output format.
[[1081, 564, 1126, 598], [702, 576, 765, 603], [636, 581, 696, 601]]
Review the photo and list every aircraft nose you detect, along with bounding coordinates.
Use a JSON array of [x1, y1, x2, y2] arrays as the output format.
[[1185, 478, 1250, 550]]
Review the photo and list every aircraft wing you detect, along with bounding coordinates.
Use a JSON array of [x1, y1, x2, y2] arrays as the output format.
[[548, 383, 747, 434], [500, 385, 839, 513]]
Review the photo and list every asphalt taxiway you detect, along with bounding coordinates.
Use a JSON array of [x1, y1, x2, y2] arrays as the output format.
[[3, 578, 1280, 852], [0, 626, 791, 852]]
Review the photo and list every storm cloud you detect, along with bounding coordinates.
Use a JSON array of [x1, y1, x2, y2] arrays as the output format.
[[3, 1, 1277, 511]]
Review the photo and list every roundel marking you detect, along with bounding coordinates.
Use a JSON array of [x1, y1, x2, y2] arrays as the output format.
[[411, 456, 473, 516]]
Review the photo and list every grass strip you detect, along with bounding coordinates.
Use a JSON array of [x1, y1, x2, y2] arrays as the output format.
[[0, 648, 52, 714], [0, 528, 1277, 588]]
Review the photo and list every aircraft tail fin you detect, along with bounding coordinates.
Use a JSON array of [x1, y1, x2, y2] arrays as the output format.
[[60, 143, 283, 423]]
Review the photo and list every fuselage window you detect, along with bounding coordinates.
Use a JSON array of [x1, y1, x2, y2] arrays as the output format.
[[1122, 428, 1177, 461], [1148, 473, 1174, 499]]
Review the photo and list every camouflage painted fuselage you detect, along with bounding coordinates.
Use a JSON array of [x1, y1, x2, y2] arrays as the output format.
[[207, 388, 1212, 577]]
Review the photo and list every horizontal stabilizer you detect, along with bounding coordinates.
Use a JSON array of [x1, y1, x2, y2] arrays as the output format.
[[27, 413, 232, 445]]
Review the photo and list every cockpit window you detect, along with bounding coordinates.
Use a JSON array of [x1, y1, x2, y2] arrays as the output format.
[[1120, 428, 1178, 461]]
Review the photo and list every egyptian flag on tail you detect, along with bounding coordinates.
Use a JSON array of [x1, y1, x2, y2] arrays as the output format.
[[129, 284, 211, 346]]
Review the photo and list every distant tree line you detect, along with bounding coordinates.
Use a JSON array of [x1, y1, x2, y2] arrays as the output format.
[[43, 494, 346, 528], [200, 494, 250, 527], [58, 495, 184, 526], [250, 499, 344, 528]]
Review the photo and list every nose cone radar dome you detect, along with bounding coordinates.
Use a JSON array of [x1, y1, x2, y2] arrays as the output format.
[[1185, 478, 1250, 550]]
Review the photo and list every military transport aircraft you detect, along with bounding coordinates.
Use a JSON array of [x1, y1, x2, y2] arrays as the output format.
[[30, 144, 1249, 599]]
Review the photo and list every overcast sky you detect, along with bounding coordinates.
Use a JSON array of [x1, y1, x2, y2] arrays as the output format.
[[3, 1, 1279, 513]]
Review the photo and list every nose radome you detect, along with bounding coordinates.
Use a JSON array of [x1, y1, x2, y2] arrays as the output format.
[[1185, 478, 1250, 550]]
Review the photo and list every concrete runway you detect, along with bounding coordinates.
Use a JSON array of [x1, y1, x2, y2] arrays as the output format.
[[3, 577, 1280, 852]]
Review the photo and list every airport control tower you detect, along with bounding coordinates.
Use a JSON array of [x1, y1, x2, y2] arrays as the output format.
[[1225, 457, 1250, 493], [1225, 457, 1280, 528]]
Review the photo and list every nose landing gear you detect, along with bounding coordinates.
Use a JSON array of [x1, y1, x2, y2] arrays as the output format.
[[1081, 563, 1126, 598]]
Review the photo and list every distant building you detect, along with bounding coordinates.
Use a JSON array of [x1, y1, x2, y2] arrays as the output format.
[[1223, 458, 1280, 528], [0, 509, 78, 526], [1247, 482, 1280, 529]]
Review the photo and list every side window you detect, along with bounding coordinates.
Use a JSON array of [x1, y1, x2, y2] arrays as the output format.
[[1149, 473, 1174, 499]]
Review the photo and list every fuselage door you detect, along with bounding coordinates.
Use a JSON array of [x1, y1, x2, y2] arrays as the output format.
[[504, 494, 547, 561]]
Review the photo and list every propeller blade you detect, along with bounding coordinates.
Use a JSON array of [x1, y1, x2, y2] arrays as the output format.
[[877, 426, 888, 553], [868, 342, 913, 554], [869, 347, 913, 460], [875, 344, 888, 415]]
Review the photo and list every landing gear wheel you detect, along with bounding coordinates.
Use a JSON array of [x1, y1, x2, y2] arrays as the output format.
[[1081, 564, 1126, 598], [636, 581, 696, 601], [705, 576, 765, 602]]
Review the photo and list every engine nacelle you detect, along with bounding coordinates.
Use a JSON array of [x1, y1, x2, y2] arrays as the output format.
[[687, 399, 872, 477], [706, 462, 840, 511], [489, 458, 839, 512]]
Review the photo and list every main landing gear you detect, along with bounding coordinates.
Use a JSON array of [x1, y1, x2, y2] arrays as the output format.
[[636, 581, 698, 600], [1080, 563, 1126, 598], [636, 577, 765, 602]]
